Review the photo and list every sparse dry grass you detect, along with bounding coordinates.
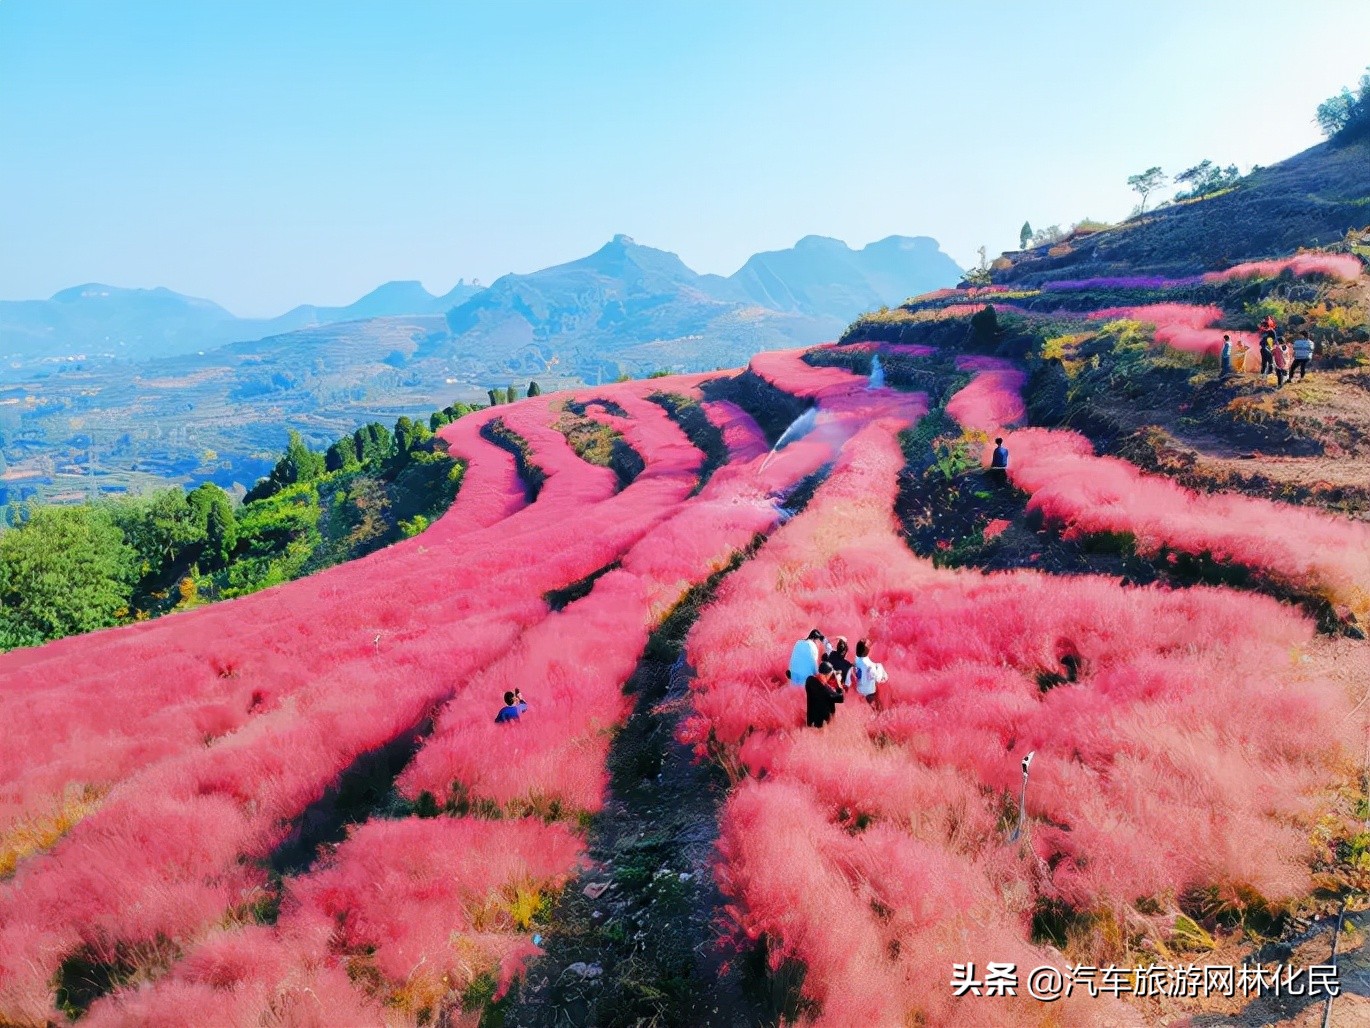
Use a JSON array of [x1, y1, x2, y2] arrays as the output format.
[[0, 784, 104, 878]]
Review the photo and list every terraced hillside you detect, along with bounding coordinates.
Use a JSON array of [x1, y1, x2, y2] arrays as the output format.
[[2, 154, 1369, 1025]]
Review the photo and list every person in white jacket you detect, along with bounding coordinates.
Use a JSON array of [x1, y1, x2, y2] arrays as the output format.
[[852, 639, 888, 708], [788, 629, 827, 686]]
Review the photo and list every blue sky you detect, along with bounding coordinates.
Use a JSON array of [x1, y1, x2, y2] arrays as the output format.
[[2, 1, 1368, 316]]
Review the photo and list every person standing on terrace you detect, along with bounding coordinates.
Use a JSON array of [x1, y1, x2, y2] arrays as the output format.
[[789, 629, 827, 686], [1291, 332, 1314, 380], [989, 437, 1010, 481], [1235, 337, 1252, 373], [1220, 335, 1233, 377], [1273, 336, 1292, 387], [1259, 334, 1274, 377], [805, 661, 846, 728]]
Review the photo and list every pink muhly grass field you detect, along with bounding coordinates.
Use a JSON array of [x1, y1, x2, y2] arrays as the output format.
[[84, 817, 582, 1024], [682, 408, 1353, 1025], [432, 404, 529, 531], [940, 368, 1370, 616], [0, 382, 757, 1020], [399, 391, 843, 816], [1003, 427, 1370, 615], [0, 348, 1362, 1026], [0, 388, 696, 843]]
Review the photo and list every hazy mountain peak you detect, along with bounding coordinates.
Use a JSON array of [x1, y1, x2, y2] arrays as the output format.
[[576, 235, 701, 286], [52, 283, 188, 303], [350, 280, 438, 306], [793, 234, 848, 251], [730, 234, 962, 318], [862, 234, 942, 253]]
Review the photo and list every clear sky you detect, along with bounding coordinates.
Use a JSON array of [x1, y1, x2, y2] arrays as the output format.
[[2, 1, 1368, 316]]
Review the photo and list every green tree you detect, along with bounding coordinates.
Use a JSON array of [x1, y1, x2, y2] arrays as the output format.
[[962, 245, 992, 287], [187, 482, 237, 569], [146, 488, 202, 563], [1315, 67, 1370, 140], [504, 385, 518, 404], [1127, 166, 1166, 214], [1173, 159, 1240, 200], [394, 416, 417, 456], [0, 504, 137, 645], [1031, 224, 1064, 247], [1019, 221, 1033, 249], [969, 304, 999, 349], [282, 430, 325, 484], [487, 388, 502, 406], [326, 437, 360, 473], [1317, 88, 1357, 137], [245, 431, 326, 503], [391, 417, 433, 466], [352, 423, 393, 468], [527, 380, 541, 397]]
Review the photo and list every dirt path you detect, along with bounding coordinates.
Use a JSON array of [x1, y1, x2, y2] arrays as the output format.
[[502, 590, 771, 1028]]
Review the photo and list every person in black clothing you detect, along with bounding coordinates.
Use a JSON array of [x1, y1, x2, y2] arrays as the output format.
[[827, 637, 854, 686], [805, 661, 845, 728], [1259, 334, 1274, 377]]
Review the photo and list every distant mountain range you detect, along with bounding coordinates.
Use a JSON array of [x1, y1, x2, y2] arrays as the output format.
[[437, 233, 961, 381], [0, 234, 960, 501], [0, 234, 960, 365], [0, 279, 481, 361]]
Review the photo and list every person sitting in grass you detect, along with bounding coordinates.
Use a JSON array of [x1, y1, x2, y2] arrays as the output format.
[[805, 661, 846, 728], [494, 689, 528, 723]]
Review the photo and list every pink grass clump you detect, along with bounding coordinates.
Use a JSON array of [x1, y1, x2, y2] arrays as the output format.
[[1205, 253, 1363, 284], [1088, 302, 1256, 357], [287, 819, 580, 985], [945, 356, 1026, 432]]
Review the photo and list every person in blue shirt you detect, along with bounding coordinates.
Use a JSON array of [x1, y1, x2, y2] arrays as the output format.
[[989, 437, 1009, 481], [495, 689, 528, 723]]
